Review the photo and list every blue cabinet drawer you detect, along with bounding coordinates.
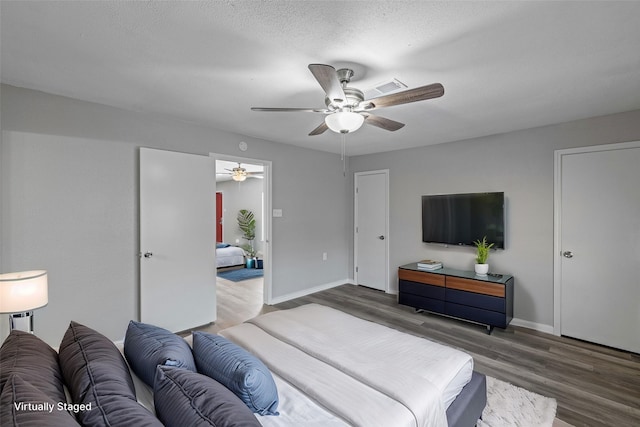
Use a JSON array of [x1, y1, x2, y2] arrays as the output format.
[[399, 293, 445, 314], [446, 288, 505, 313], [445, 302, 507, 328], [399, 280, 445, 300]]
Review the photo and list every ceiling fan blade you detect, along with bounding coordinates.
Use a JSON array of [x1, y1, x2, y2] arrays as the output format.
[[309, 121, 329, 136], [308, 64, 346, 105], [362, 83, 444, 110], [363, 114, 405, 131], [251, 107, 327, 112]]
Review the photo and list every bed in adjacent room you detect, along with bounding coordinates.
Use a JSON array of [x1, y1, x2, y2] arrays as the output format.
[[219, 303, 486, 427], [216, 243, 245, 268]]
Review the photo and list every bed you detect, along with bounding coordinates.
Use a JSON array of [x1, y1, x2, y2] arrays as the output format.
[[1, 304, 485, 427], [216, 243, 245, 268], [219, 303, 486, 427]]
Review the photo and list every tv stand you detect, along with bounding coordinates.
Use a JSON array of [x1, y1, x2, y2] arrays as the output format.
[[398, 263, 513, 334]]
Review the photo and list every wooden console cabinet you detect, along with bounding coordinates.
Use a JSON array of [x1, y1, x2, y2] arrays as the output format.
[[398, 263, 514, 333]]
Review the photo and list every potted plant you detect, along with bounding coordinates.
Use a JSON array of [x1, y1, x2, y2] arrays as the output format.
[[473, 236, 494, 275], [237, 209, 256, 268]]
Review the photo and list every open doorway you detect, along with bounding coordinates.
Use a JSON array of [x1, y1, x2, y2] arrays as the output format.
[[213, 155, 272, 329]]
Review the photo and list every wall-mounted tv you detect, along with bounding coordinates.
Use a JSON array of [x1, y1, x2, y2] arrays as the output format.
[[422, 192, 505, 249]]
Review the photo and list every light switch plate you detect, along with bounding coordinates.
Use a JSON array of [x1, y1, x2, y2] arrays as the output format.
[[273, 209, 283, 217]]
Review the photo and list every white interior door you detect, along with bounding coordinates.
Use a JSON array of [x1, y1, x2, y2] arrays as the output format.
[[354, 170, 389, 292], [140, 148, 216, 332], [556, 142, 640, 353]]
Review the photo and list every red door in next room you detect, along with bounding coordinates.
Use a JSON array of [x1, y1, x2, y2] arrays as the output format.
[[216, 192, 223, 242]]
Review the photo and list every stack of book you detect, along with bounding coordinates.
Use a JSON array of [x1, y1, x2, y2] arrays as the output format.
[[417, 259, 443, 270]]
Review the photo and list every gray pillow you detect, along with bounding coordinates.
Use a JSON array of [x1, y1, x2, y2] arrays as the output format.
[[192, 331, 279, 415], [0, 374, 81, 426], [154, 365, 261, 427], [0, 329, 66, 404], [124, 320, 196, 387], [59, 321, 163, 427]]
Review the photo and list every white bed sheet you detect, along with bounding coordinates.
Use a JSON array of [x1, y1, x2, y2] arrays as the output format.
[[122, 304, 473, 427], [221, 303, 474, 427], [258, 374, 349, 427]]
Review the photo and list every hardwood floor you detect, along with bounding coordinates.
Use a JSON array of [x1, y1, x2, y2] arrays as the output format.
[[212, 281, 640, 427], [207, 275, 276, 333]]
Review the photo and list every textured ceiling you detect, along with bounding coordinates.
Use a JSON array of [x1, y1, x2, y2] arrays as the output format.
[[2, 1, 640, 156]]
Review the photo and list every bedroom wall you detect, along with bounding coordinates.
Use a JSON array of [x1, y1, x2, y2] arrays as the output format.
[[349, 109, 640, 330], [218, 177, 264, 256], [0, 84, 352, 346]]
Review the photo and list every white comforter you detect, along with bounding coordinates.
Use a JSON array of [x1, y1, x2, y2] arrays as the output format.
[[220, 303, 473, 427]]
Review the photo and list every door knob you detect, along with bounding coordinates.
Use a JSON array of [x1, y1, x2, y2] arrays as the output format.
[[144, 252, 153, 258], [378, 235, 385, 240], [562, 251, 573, 258]]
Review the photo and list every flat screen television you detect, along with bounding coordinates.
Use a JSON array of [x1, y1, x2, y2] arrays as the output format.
[[422, 192, 505, 249]]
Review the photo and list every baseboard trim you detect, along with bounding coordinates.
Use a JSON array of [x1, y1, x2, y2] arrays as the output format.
[[510, 317, 554, 334], [268, 279, 353, 305]]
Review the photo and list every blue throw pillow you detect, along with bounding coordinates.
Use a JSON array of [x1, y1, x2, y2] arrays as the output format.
[[192, 331, 279, 415], [154, 366, 261, 427], [216, 243, 231, 248], [124, 320, 196, 387]]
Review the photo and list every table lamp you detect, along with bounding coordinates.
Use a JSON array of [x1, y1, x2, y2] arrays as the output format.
[[0, 270, 48, 333]]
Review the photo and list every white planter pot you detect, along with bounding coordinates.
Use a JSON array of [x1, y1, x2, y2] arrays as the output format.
[[475, 263, 489, 275]]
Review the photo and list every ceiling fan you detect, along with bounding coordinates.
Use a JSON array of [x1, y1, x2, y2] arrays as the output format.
[[251, 64, 444, 135], [217, 163, 263, 182]]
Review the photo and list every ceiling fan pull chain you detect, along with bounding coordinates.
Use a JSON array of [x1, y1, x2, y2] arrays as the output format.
[[341, 133, 347, 176]]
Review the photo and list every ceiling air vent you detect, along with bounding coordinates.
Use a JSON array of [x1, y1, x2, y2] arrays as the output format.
[[364, 78, 407, 99]]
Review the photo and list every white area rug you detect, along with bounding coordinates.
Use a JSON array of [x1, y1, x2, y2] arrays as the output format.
[[479, 376, 557, 427]]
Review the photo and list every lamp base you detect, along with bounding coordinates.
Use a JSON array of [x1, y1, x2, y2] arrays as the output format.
[[9, 311, 34, 333]]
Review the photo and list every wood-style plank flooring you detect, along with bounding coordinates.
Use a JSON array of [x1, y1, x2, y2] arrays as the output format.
[[211, 281, 640, 427]]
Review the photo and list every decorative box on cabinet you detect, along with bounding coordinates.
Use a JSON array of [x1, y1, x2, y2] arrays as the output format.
[[398, 263, 513, 333]]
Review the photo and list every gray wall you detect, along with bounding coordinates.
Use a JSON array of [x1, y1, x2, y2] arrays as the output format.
[[218, 177, 264, 255], [0, 84, 352, 345], [3, 82, 639, 341], [350, 109, 640, 329]]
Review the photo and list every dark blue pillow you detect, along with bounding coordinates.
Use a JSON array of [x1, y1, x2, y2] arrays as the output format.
[[0, 375, 81, 426], [59, 321, 163, 427], [0, 330, 66, 405], [192, 332, 279, 415], [216, 243, 231, 248], [124, 320, 196, 387], [154, 366, 261, 427]]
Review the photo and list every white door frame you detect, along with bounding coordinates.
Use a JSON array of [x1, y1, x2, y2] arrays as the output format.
[[553, 140, 640, 336], [354, 169, 390, 292], [212, 153, 273, 304]]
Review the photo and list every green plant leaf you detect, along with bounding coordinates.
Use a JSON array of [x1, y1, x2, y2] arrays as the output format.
[[473, 236, 494, 264]]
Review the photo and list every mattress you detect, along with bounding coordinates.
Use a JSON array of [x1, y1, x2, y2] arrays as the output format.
[[216, 245, 245, 268], [220, 303, 474, 427]]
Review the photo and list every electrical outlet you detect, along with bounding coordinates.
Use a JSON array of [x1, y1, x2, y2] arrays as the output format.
[[322, 252, 327, 261]]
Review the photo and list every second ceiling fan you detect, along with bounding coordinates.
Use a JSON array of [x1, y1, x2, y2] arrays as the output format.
[[251, 64, 444, 135]]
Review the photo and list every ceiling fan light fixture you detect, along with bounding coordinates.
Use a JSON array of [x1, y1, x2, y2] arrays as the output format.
[[232, 168, 248, 182], [325, 110, 364, 134]]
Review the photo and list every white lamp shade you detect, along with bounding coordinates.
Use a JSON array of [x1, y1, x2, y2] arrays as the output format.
[[0, 270, 48, 313], [325, 111, 365, 133]]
